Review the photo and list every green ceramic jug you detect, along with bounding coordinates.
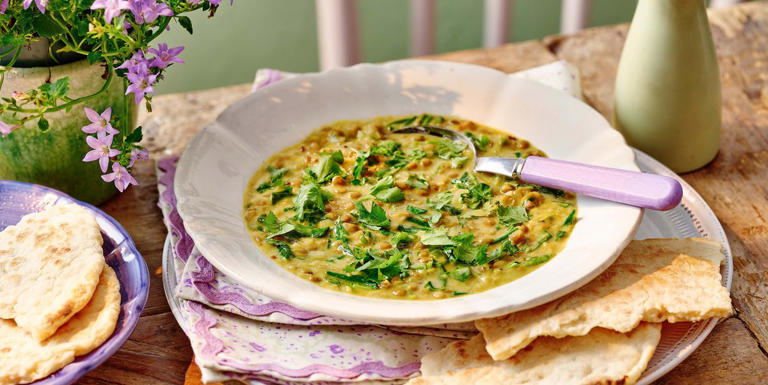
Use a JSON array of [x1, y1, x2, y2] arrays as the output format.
[[614, 0, 721, 173]]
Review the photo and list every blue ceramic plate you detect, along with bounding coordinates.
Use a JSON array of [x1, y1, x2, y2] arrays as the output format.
[[0, 180, 149, 385]]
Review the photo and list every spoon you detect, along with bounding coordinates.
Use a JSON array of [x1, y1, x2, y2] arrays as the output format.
[[392, 125, 683, 211]]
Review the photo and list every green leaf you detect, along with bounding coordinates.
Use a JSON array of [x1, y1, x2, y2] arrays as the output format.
[[527, 231, 553, 252], [555, 230, 568, 240], [407, 206, 427, 215], [87, 51, 103, 65], [260, 212, 295, 236], [430, 139, 467, 160], [386, 115, 417, 130], [293, 183, 331, 222], [370, 175, 404, 203], [496, 205, 529, 225], [563, 209, 576, 226], [271, 186, 293, 204], [312, 150, 344, 183], [292, 222, 329, 238], [177, 15, 194, 34], [125, 126, 143, 144], [406, 216, 430, 229], [462, 183, 491, 209], [256, 166, 288, 192], [352, 151, 370, 182], [266, 238, 294, 259], [465, 132, 490, 151], [31, 15, 67, 37], [391, 232, 415, 248], [450, 266, 472, 282], [406, 174, 429, 189], [427, 191, 453, 211], [534, 185, 566, 197], [332, 219, 348, 244], [420, 228, 455, 246], [48, 77, 70, 99], [523, 254, 553, 267], [452, 233, 482, 263], [487, 240, 519, 263], [371, 141, 401, 156], [37, 117, 49, 131], [490, 227, 519, 245], [355, 201, 391, 230], [326, 271, 378, 289]]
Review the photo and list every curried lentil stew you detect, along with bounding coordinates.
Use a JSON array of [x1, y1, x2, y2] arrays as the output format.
[[243, 115, 577, 300]]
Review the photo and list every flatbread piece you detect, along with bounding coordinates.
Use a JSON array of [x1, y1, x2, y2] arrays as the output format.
[[476, 238, 732, 360], [407, 323, 661, 385], [0, 204, 105, 341], [0, 266, 121, 385]]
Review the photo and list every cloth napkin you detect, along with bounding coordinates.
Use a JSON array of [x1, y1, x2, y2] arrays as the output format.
[[157, 60, 583, 385]]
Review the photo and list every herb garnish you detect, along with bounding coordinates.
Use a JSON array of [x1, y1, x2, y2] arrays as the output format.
[[496, 205, 529, 225], [406, 174, 429, 189], [293, 183, 332, 223], [256, 166, 289, 192], [271, 186, 293, 204], [266, 238, 295, 259], [452, 173, 492, 209], [312, 151, 345, 183], [354, 201, 391, 230], [370, 175, 405, 203]]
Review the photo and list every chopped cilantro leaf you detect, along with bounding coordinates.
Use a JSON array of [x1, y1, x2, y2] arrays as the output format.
[[430, 139, 467, 160], [406, 216, 431, 229], [523, 254, 553, 266], [386, 116, 417, 130], [354, 201, 391, 230], [326, 271, 378, 289], [292, 222, 329, 238], [488, 240, 519, 262], [427, 191, 460, 214], [452, 172, 492, 209], [563, 209, 576, 226], [332, 219, 348, 244], [271, 186, 293, 204], [266, 239, 294, 259], [371, 141, 401, 156], [352, 151, 370, 182], [555, 230, 568, 240], [293, 183, 332, 222], [311, 151, 344, 183], [490, 227, 519, 245], [420, 228, 455, 246], [450, 266, 472, 282], [370, 175, 405, 203], [391, 232, 415, 248], [526, 231, 553, 252], [534, 185, 566, 197], [465, 132, 490, 151], [406, 174, 429, 189], [256, 166, 289, 192], [407, 205, 428, 215], [496, 205, 529, 225]]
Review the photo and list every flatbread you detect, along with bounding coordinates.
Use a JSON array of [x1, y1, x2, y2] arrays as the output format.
[[0, 266, 121, 385], [0, 204, 105, 341], [476, 238, 732, 361], [406, 323, 661, 385]]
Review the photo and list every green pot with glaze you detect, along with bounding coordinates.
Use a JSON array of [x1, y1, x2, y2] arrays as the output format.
[[0, 58, 136, 205]]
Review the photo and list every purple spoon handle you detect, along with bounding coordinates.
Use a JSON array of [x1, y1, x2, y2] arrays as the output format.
[[520, 156, 683, 211]]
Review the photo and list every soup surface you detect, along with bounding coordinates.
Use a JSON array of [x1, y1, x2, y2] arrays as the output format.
[[243, 115, 577, 300]]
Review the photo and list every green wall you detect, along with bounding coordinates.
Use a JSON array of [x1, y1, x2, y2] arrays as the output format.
[[157, 0, 638, 94]]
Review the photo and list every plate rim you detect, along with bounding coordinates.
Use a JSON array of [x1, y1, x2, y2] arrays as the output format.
[[0, 179, 150, 385], [174, 59, 644, 324]]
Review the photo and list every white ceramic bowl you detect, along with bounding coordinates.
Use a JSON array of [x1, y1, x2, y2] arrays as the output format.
[[175, 60, 642, 325]]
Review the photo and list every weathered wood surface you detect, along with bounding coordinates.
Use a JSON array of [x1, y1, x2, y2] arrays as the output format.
[[83, 2, 768, 384]]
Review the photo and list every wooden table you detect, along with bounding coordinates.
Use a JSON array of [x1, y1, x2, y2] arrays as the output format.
[[82, 2, 768, 384]]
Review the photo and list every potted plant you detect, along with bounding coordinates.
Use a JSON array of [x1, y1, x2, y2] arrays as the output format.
[[0, 0, 229, 204]]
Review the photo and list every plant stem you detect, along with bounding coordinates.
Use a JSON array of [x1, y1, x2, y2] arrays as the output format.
[[6, 63, 115, 114], [0, 45, 22, 92]]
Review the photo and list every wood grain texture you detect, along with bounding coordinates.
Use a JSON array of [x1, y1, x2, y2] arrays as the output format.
[[82, 3, 768, 383]]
